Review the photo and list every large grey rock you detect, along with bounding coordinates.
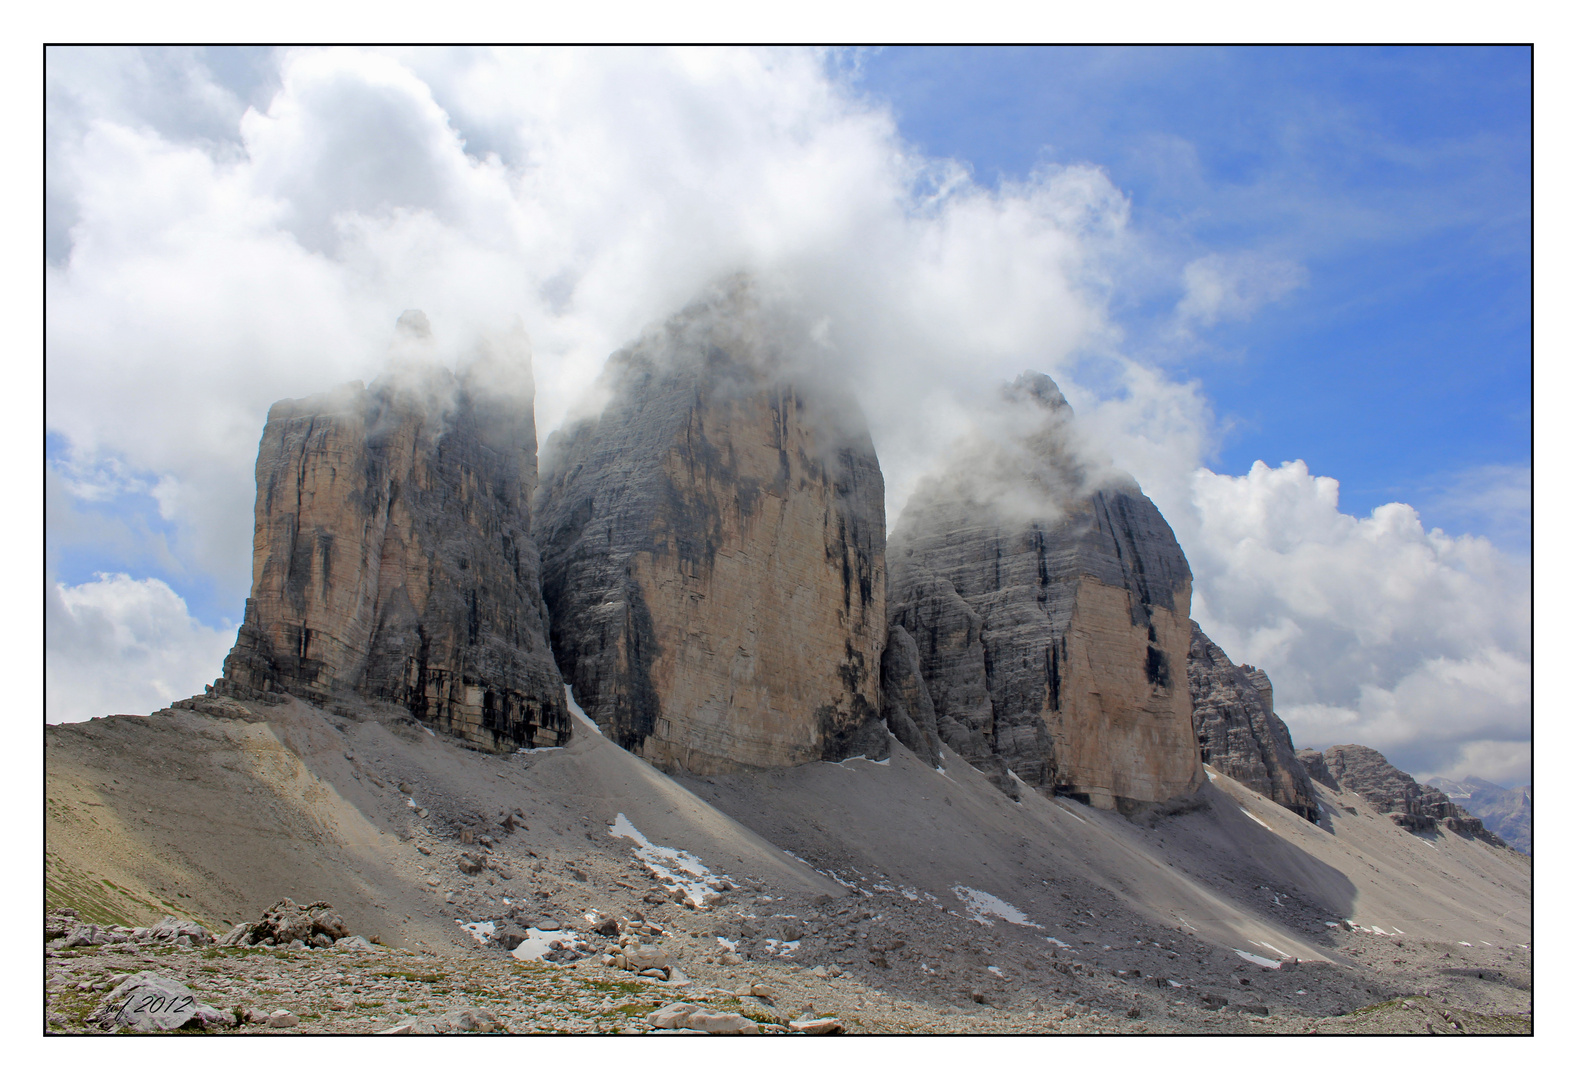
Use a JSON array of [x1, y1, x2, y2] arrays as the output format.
[[1187, 623, 1319, 822], [1323, 745, 1504, 843], [137, 915, 215, 946], [92, 972, 229, 1032], [885, 373, 1202, 808], [535, 278, 887, 772], [221, 314, 568, 752]]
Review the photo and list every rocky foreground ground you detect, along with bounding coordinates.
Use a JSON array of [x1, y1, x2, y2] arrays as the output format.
[[46, 694, 1532, 1037], [45, 878, 1532, 1036]]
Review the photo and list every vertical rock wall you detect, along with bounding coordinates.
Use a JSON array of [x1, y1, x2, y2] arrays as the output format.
[[533, 282, 887, 772], [221, 317, 568, 751], [1186, 622, 1319, 821], [885, 373, 1203, 808]]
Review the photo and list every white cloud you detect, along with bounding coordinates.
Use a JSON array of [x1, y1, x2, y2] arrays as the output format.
[[43, 48, 1528, 784], [46, 574, 237, 725], [1180, 460, 1530, 783], [1175, 251, 1307, 328]]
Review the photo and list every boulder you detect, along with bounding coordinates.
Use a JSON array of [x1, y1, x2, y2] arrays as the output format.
[[92, 972, 229, 1032], [1187, 623, 1319, 821], [220, 313, 568, 753], [622, 943, 675, 974], [64, 924, 129, 948], [490, 924, 530, 951], [138, 915, 215, 946], [885, 373, 1203, 808], [242, 898, 354, 947], [534, 277, 887, 773], [405, 1008, 508, 1034], [648, 1002, 759, 1034], [790, 1017, 844, 1034]]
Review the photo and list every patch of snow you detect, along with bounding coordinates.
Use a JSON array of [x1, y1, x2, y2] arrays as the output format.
[[514, 745, 563, 754], [1056, 802, 1088, 824], [1457, 941, 1473, 947], [1234, 949, 1282, 969], [1239, 808, 1274, 831], [1045, 937, 1073, 949], [510, 926, 588, 962], [1296, 989, 1306, 995], [1168, 979, 1183, 988], [457, 920, 495, 947], [763, 938, 801, 956], [1248, 940, 1292, 959], [420, 725, 436, 737], [608, 812, 734, 908], [951, 885, 1043, 928], [715, 936, 739, 952], [987, 965, 1005, 978], [564, 684, 601, 734], [406, 797, 418, 808], [900, 886, 920, 902]]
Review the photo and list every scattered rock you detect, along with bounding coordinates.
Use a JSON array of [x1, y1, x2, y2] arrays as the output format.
[[266, 1010, 299, 1028], [789, 1017, 844, 1035]]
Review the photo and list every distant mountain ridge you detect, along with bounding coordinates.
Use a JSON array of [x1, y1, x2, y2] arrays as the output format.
[[1425, 775, 1531, 855]]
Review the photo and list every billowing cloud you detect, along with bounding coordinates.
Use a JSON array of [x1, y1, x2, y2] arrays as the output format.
[[46, 574, 237, 725], [1179, 460, 1529, 784], [44, 47, 1528, 784]]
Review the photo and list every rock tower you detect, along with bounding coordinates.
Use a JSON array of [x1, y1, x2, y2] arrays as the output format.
[[220, 313, 569, 751], [534, 279, 887, 772], [885, 373, 1203, 808]]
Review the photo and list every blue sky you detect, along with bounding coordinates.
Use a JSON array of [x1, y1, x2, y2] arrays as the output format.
[[43, 46, 1531, 783], [856, 46, 1531, 547]]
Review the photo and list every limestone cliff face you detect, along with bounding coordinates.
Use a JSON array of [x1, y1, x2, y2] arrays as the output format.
[[221, 316, 568, 752], [1321, 744, 1502, 843], [885, 373, 1203, 808], [533, 282, 887, 773], [1187, 623, 1318, 822]]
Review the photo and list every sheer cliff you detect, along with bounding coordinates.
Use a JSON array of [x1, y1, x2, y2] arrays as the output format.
[[220, 314, 568, 752], [884, 373, 1203, 808], [533, 281, 887, 772]]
